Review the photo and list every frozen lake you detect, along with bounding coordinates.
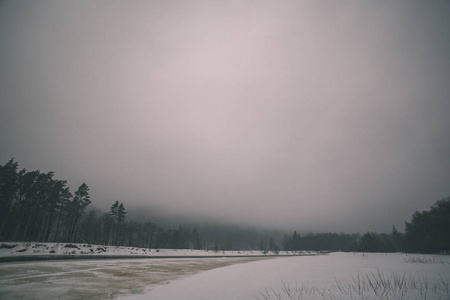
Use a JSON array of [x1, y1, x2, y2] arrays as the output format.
[[0, 256, 271, 299], [1, 253, 449, 300]]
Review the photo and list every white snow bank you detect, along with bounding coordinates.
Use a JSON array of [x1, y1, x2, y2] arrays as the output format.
[[0, 242, 313, 259]]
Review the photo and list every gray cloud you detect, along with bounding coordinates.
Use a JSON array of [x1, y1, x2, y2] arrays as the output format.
[[1, 0, 449, 233]]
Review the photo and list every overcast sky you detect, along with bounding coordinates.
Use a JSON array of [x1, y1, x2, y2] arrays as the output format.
[[1, 1, 449, 233]]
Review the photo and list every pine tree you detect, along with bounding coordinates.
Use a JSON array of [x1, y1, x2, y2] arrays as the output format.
[[0, 159, 19, 237], [117, 203, 127, 224], [110, 201, 119, 218], [116, 203, 127, 245], [109, 201, 126, 245], [68, 183, 91, 241]]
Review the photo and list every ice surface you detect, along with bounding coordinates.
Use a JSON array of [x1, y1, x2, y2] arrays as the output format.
[[0, 256, 272, 299]]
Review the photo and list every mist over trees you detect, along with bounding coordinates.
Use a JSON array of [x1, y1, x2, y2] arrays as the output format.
[[283, 198, 450, 254], [403, 198, 450, 253], [283, 232, 359, 252], [0, 159, 203, 248], [1, 159, 449, 254], [0, 159, 277, 250]]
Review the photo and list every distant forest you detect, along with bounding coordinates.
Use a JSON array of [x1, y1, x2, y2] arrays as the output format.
[[282, 195, 449, 254], [0, 159, 449, 254]]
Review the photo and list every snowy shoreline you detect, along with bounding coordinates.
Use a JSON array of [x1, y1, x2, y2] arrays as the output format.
[[0, 242, 321, 262]]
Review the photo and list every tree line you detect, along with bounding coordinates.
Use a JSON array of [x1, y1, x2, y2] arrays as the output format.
[[0, 159, 91, 242], [283, 232, 359, 252], [1, 159, 448, 253], [0, 159, 204, 249], [0, 159, 276, 250], [283, 197, 450, 254]]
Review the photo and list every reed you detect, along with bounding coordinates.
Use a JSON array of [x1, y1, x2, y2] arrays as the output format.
[[256, 271, 449, 300]]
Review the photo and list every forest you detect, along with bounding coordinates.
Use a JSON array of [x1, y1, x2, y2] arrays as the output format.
[[0, 159, 273, 250], [282, 199, 449, 253], [0, 159, 449, 254]]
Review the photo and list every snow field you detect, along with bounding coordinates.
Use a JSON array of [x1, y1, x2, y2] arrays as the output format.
[[121, 252, 450, 300]]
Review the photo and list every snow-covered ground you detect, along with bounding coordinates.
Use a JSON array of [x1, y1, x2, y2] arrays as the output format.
[[0, 242, 306, 260], [121, 252, 450, 300], [1, 245, 449, 300]]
